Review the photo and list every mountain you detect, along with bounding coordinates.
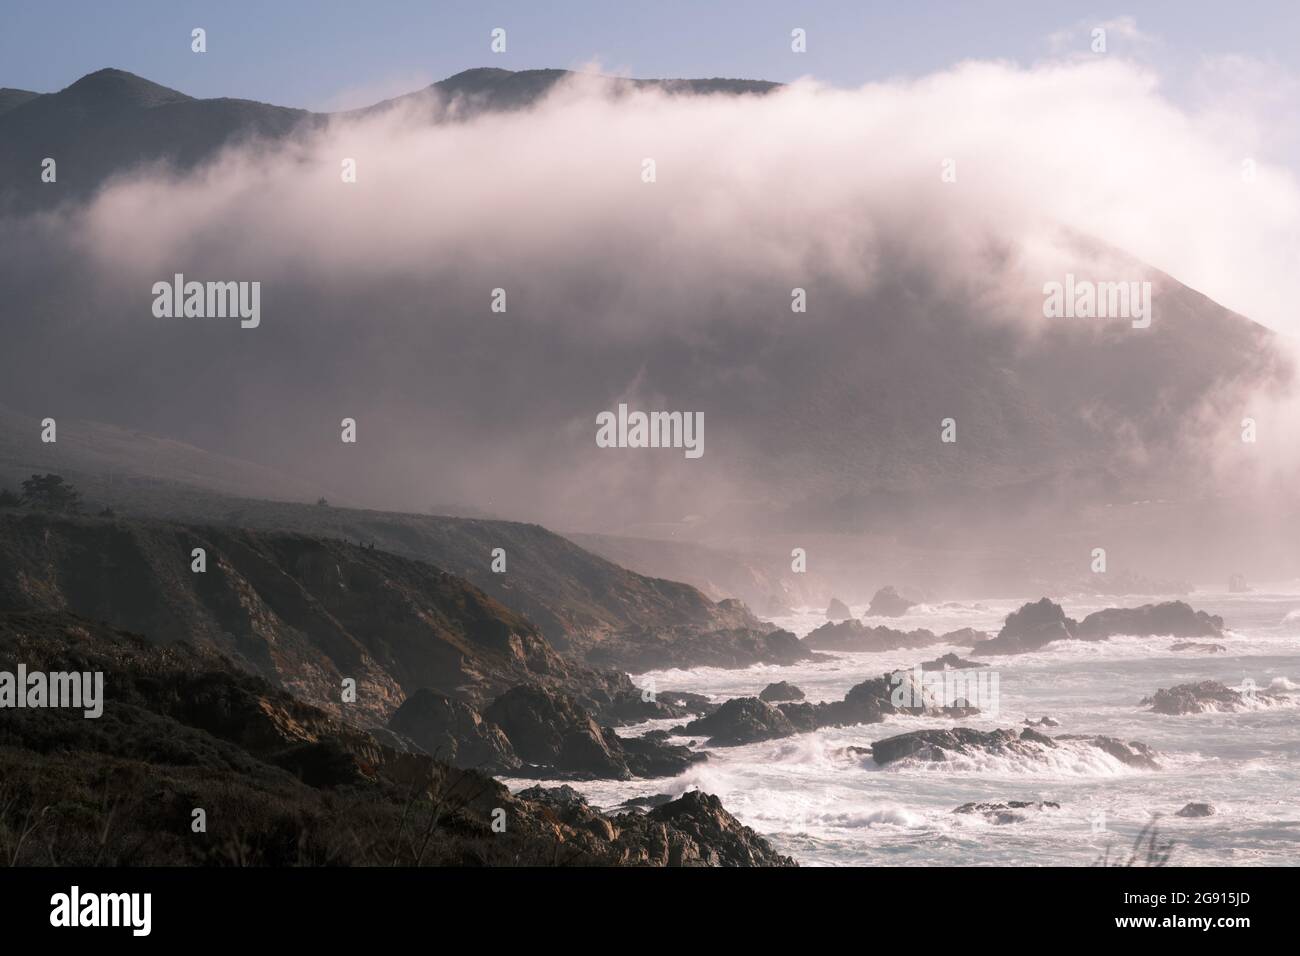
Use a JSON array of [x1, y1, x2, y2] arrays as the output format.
[[0, 67, 775, 215], [0, 68, 317, 214]]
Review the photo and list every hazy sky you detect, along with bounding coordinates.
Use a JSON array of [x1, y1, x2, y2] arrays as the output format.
[[2, 0, 1298, 118]]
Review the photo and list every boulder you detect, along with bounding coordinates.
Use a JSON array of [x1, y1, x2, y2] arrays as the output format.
[[387, 688, 520, 772], [483, 685, 628, 778], [759, 680, 805, 702], [677, 697, 796, 746], [865, 585, 917, 617], [1176, 802, 1216, 818], [1023, 716, 1060, 728]]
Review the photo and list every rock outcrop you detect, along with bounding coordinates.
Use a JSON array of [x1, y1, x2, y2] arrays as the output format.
[[825, 598, 853, 620], [865, 585, 917, 617], [2, 610, 777, 866], [388, 689, 521, 772], [1139, 679, 1281, 715], [759, 680, 805, 702], [869, 727, 1159, 769], [804, 619, 944, 652], [977, 598, 1226, 655]]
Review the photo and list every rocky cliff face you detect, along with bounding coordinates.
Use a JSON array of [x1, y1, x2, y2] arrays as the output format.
[[0, 512, 630, 724], [0, 610, 793, 866]]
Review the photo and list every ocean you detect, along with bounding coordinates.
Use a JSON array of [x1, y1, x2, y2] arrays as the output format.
[[505, 593, 1300, 866]]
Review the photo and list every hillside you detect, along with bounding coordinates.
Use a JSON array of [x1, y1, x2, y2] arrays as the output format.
[[0, 510, 638, 724]]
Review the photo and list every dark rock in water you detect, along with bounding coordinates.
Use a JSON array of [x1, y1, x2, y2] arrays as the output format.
[[1054, 734, 1161, 769], [678, 697, 796, 746], [804, 619, 941, 652], [1176, 802, 1216, 818], [870, 727, 1159, 769], [1140, 680, 1255, 715], [1076, 601, 1224, 641], [920, 652, 987, 670], [979, 598, 1228, 655], [759, 680, 805, 702], [940, 627, 990, 646], [954, 800, 1061, 824], [516, 784, 589, 809], [1170, 641, 1227, 653], [676, 670, 978, 747], [826, 598, 853, 620], [866, 585, 917, 617], [658, 691, 716, 716], [977, 598, 1077, 655], [387, 688, 521, 772], [1023, 716, 1060, 728], [613, 729, 708, 778], [635, 791, 797, 866]]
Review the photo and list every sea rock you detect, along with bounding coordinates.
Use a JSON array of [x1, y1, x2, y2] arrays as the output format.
[[804, 619, 941, 652], [826, 598, 853, 620], [677, 697, 796, 746], [1023, 716, 1060, 728], [1054, 734, 1161, 769], [865, 585, 917, 617], [759, 681, 805, 702], [386, 688, 521, 772], [919, 652, 987, 670], [613, 729, 708, 778], [1075, 601, 1224, 641], [1140, 680, 1249, 715], [1170, 642, 1227, 653], [1176, 802, 1216, 818], [870, 727, 1159, 769], [954, 800, 1061, 824], [976, 598, 1076, 655]]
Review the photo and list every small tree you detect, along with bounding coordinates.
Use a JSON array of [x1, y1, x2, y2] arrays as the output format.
[[20, 474, 82, 513]]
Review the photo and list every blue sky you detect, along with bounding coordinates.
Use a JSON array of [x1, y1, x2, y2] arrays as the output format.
[[2, 0, 1297, 110]]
